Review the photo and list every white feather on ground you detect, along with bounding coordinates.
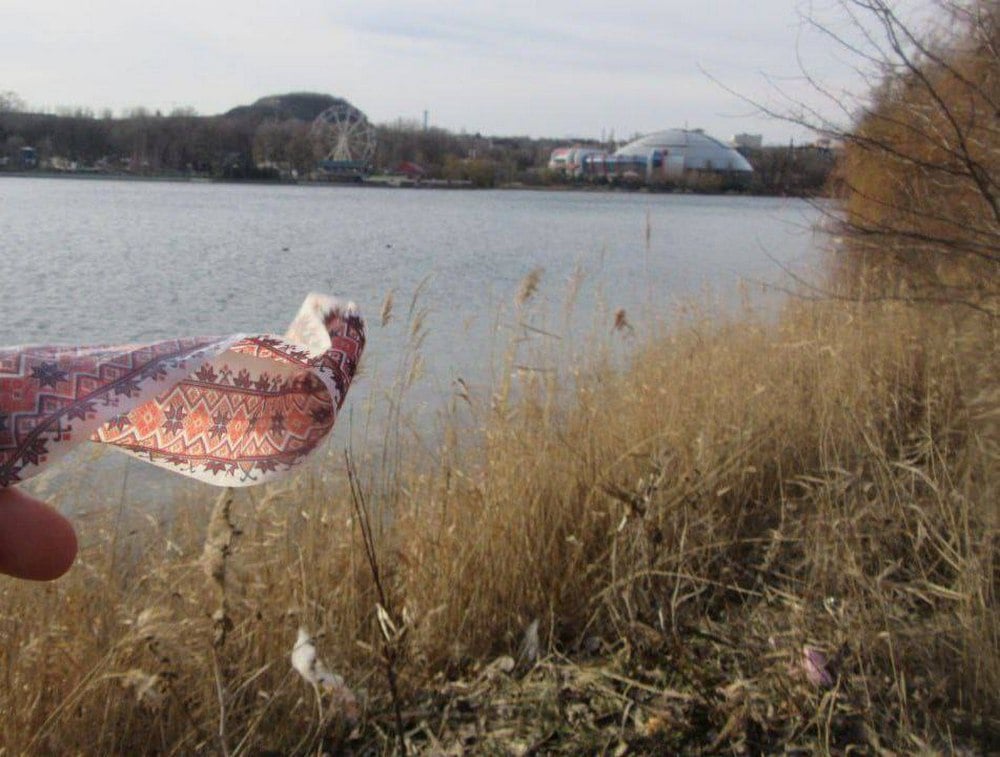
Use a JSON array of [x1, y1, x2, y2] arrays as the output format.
[[291, 627, 360, 721], [291, 627, 343, 690]]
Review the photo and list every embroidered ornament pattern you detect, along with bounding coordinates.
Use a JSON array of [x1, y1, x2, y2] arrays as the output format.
[[0, 294, 364, 487]]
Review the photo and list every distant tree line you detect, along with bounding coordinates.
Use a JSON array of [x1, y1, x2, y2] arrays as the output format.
[[740, 144, 836, 196], [0, 103, 264, 177], [0, 91, 834, 193]]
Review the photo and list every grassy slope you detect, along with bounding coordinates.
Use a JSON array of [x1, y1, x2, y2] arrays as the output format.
[[0, 290, 996, 754]]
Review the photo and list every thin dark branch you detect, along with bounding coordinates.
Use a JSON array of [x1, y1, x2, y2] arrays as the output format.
[[874, 0, 1000, 221], [888, 0, 999, 112], [803, 4, 895, 71], [832, 191, 1000, 264], [836, 176, 1000, 243], [756, 251, 998, 318], [345, 449, 408, 756], [703, 67, 987, 183]]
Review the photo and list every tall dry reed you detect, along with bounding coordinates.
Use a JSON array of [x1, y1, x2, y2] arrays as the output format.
[[1, 278, 995, 752]]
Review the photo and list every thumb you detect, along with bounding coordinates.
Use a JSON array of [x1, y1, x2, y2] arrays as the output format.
[[0, 488, 78, 581]]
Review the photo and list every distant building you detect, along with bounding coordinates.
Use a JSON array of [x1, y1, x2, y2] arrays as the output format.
[[47, 156, 77, 172], [394, 161, 425, 179], [616, 130, 753, 173], [549, 129, 753, 183], [548, 147, 572, 171], [547, 145, 604, 173], [731, 133, 763, 150], [20, 146, 37, 169]]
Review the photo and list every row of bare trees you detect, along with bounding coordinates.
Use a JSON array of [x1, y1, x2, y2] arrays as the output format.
[[0, 109, 255, 174], [2, 91, 837, 190]]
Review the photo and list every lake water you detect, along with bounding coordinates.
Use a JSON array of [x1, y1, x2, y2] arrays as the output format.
[[0, 177, 825, 509]]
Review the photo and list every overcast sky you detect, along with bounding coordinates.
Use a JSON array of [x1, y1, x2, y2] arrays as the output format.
[[3, 0, 909, 144]]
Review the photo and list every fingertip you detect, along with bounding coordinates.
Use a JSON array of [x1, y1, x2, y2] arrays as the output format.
[[33, 510, 78, 580], [0, 488, 78, 581]]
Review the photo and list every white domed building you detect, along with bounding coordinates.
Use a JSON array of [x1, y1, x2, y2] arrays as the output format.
[[614, 129, 753, 177], [550, 129, 753, 185]]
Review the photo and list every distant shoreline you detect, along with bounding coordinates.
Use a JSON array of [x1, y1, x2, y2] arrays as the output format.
[[0, 170, 827, 198]]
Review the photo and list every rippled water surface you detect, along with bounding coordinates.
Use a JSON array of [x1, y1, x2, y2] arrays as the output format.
[[1, 177, 823, 507], [3, 176, 820, 346]]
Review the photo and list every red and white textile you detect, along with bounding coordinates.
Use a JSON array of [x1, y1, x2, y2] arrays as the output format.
[[0, 294, 364, 487]]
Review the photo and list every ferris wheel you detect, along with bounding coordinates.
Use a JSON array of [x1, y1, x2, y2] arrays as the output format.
[[310, 101, 376, 173]]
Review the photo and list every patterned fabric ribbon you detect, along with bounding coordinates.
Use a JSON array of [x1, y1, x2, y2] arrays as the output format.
[[0, 294, 364, 488]]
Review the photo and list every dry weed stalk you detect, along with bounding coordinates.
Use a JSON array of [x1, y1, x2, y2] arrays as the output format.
[[380, 288, 395, 327], [200, 487, 241, 755], [515, 267, 543, 308], [346, 449, 408, 756], [201, 487, 239, 650]]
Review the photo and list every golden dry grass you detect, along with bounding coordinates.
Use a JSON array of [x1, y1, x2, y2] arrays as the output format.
[[1, 282, 996, 754]]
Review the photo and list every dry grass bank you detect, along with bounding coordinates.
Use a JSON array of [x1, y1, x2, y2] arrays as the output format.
[[1, 282, 996, 753]]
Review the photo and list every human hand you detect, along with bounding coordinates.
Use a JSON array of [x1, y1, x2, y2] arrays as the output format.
[[0, 488, 78, 580]]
